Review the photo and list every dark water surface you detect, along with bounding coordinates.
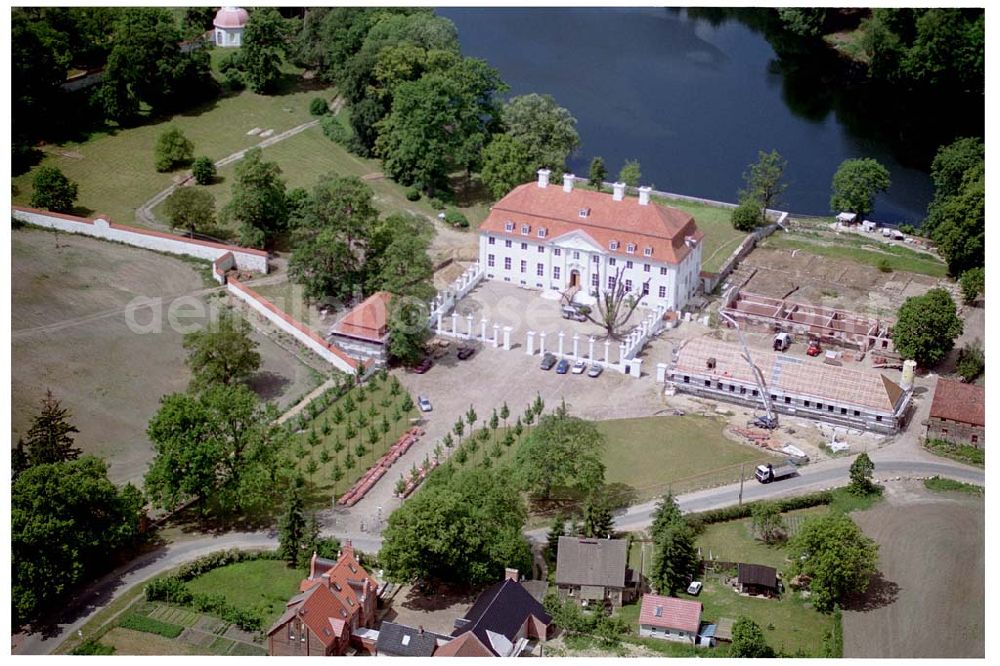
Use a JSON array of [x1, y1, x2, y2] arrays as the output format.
[[440, 7, 962, 224]]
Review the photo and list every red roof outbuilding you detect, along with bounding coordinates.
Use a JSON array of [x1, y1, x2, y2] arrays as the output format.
[[929, 378, 985, 427], [214, 6, 249, 29], [331, 292, 393, 343], [638, 594, 702, 634]]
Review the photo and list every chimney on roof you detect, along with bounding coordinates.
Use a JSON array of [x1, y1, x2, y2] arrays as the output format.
[[563, 173, 575, 193], [340, 539, 354, 561], [638, 186, 652, 206], [537, 168, 551, 188], [504, 568, 519, 582], [612, 182, 626, 201]]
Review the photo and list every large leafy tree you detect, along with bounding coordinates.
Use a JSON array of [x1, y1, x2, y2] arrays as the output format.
[[891, 288, 963, 367], [750, 501, 785, 544], [386, 298, 431, 366], [588, 156, 608, 191], [23, 389, 82, 467], [182, 310, 261, 391], [241, 7, 290, 94], [154, 127, 194, 172], [164, 186, 215, 237], [739, 149, 788, 224], [513, 408, 606, 500], [926, 162, 984, 276], [380, 467, 531, 585], [649, 521, 698, 596], [730, 617, 776, 657], [223, 147, 288, 249], [618, 159, 642, 189], [13, 456, 143, 626], [848, 452, 878, 496], [29, 166, 79, 213], [829, 158, 891, 219], [789, 513, 880, 612], [12, 12, 70, 165], [500, 93, 580, 176], [367, 213, 435, 299], [480, 134, 535, 200]]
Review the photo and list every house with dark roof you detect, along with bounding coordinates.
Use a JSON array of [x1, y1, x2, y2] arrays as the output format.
[[328, 291, 393, 365], [376, 622, 450, 657], [637, 594, 703, 644], [437, 569, 552, 657], [927, 378, 985, 448], [267, 542, 379, 656], [555, 537, 632, 610], [737, 563, 780, 597]]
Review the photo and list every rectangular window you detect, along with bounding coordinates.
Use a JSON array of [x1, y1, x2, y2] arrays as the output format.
[[683, 375, 690, 383], [804, 400, 811, 407], [658, 285, 666, 298], [972, 434, 978, 443], [626, 260, 634, 269], [610, 240, 619, 251], [520, 260, 527, 273], [592, 273, 599, 288], [608, 276, 617, 290], [626, 243, 636, 254], [625, 279, 633, 292], [817, 403, 823, 410], [784, 396, 791, 404], [644, 247, 653, 257], [660, 266, 668, 275], [609, 257, 617, 266], [642, 282, 649, 295], [876, 415, 883, 422], [705, 379, 711, 387], [521, 224, 530, 235], [554, 248, 562, 256], [853, 410, 860, 417], [504, 257, 511, 270], [537, 263, 544, 277], [538, 227, 547, 238], [841, 407, 848, 415], [537, 245, 544, 253], [504, 221, 514, 232], [643, 263, 651, 272], [573, 251, 580, 260], [488, 236, 495, 245], [522, 242, 529, 250], [553, 266, 561, 280], [505, 239, 512, 248], [487, 254, 495, 268], [592, 254, 600, 263]]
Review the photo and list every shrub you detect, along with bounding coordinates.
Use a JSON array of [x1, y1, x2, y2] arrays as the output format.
[[405, 188, 421, 202], [428, 197, 445, 210], [684, 491, 833, 533], [155, 127, 195, 172], [145, 577, 193, 604], [118, 613, 184, 638], [192, 156, 217, 185], [959, 267, 985, 304], [321, 114, 351, 146], [956, 341, 984, 382], [731, 198, 763, 231], [444, 209, 469, 228], [876, 257, 893, 273], [309, 97, 329, 116], [30, 166, 79, 213]]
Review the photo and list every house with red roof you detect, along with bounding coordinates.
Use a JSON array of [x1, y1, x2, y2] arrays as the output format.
[[328, 291, 393, 365], [479, 170, 704, 311], [927, 377, 985, 448], [267, 541, 379, 656], [637, 594, 703, 645]]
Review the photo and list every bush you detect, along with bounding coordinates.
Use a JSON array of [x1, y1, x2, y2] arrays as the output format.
[[428, 197, 445, 210], [956, 341, 984, 382], [218, 52, 245, 91], [192, 156, 216, 185], [118, 613, 184, 638], [310, 97, 329, 116], [731, 198, 763, 231], [405, 188, 421, 202], [145, 577, 193, 604], [959, 267, 985, 304], [30, 166, 79, 213], [155, 127, 195, 173], [684, 491, 833, 533], [72, 640, 115, 655], [877, 257, 893, 273], [321, 114, 351, 146], [444, 209, 469, 228]]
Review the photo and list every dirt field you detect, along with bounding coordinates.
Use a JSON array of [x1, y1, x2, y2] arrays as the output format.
[[843, 481, 984, 658], [12, 228, 322, 485]]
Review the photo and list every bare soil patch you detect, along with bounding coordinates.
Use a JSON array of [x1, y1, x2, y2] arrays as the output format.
[[843, 481, 984, 658], [380, 583, 477, 636]]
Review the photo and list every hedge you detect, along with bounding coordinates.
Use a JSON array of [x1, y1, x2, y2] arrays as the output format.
[[118, 613, 184, 638], [684, 491, 833, 533]]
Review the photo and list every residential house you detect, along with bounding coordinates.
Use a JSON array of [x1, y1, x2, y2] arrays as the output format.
[[376, 622, 449, 657], [479, 170, 704, 311], [267, 542, 379, 656], [927, 378, 985, 448], [328, 291, 393, 365], [555, 537, 631, 610], [737, 563, 780, 597], [437, 569, 552, 657], [637, 594, 703, 645]]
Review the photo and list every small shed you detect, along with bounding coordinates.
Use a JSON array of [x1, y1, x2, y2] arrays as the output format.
[[214, 7, 249, 47], [737, 563, 780, 597], [836, 212, 858, 226], [862, 219, 877, 232], [714, 617, 735, 643]]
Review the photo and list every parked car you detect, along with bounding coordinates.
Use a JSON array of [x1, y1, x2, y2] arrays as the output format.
[[587, 364, 603, 378], [417, 395, 432, 412], [571, 359, 587, 374], [413, 358, 434, 374], [539, 353, 557, 370], [686, 581, 703, 596], [555, 358, 570, 374], [456, 345, 476, 360], [561, 305, 588, 322]]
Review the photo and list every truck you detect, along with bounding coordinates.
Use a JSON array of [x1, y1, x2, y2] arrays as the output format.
[[755, 463, 797, 484], [772, 332, 791, 351]]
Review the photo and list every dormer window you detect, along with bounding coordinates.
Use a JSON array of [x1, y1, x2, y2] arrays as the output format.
[[626, 243, 636, 254], [521, 224, 531, 235], [578, 208, 590, 218], [609, 240, 619, 251], [644, 247, 653, 257], [537, 227, 547, 239], [504, 221, 514, 232]]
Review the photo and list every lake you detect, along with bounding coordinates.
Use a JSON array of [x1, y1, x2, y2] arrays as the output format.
[[440, 7, 976, 224]]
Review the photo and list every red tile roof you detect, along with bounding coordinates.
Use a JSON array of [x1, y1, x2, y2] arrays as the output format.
[[929, 378, 985, 427], [332, 292, 393, 342], [269, 583, 348, 649], [638, 594, 702, 634], [433, 631, 493, 657], [480, 183, 704, 265]]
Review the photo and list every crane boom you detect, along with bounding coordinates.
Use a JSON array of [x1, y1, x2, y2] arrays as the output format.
[[718, 291, 777, 428]]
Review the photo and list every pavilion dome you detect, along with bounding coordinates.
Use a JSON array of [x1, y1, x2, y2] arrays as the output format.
[[214, 7, 249, 29]]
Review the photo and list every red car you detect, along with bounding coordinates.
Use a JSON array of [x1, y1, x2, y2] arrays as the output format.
[[806, 341, 822, 357], [413, 358, 434, 374]]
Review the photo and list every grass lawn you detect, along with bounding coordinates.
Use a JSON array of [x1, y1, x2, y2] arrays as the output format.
[[923, 476, 984, 496], [597, 416, 773, 501], [761, 233, 947, 277], [99, 627, 198, 656], [248, 280, 327, 336], [692, 506, 828, 570], [185, 559, 304, 629], [651, 196, 749, 273], [923, 439, 984, 467]]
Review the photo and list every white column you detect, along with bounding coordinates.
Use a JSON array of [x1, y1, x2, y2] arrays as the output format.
[[572, 333, 580, 359], [480, 317, 488, 341], [604, 340, 611, 362], [526, 331, 536, 355], [503, 326, 512, 350], [630, 358, 643, 379], [539, 332, 547, 356], [558, 331, 565, 357], [466, 314, 474, 339], [619, 343, 627, 364], [492, 323, 500, 348], [451, 313, 459, 337], [588, 336, 596, 360]]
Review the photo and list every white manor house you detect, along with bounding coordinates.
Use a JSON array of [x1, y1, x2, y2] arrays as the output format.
[[478, 170, 704, 311]]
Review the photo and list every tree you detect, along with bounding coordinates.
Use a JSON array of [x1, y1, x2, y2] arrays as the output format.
[[891, 288, 963, 367], [513, 411, 606, 499], [750, 502, 785, 543], [777, 8, 827, 37], [241, 7, 289, 93], [547, 516, 566, 562], [223, 147, 288, 249], [480, 133, 535, 200], [386, 299, 430, 366], [740, 149, 787, 223], [618, 159, 641, 189], [183, 311, 261, 391], [500, 93, 580, 175], [926, 161, 984, 275], [729, 617, 775, 657], [956, 340, 984, 383], [649, 492, 684, 542], [790, 513, 879, 611], [581, 495, 615, 539], [29, 166, 78, 213], [368, 215, 435, 299], [649, 521, 698, 596], [191, 156, 216, 185], [959, 267, 985, 304], [848, 453, 878, 496], [278, 479, 306, 566], [589, 156, 607, 191], [24, 389, 82, 467], [829, 158, 891, 219], [164, 186, 215, 237], [583, 265, 648, 340], [928, 137, 984, 205], [731, 197, 764, 232], [13, 456, 143, 625], [154, 127, 194, 172]]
